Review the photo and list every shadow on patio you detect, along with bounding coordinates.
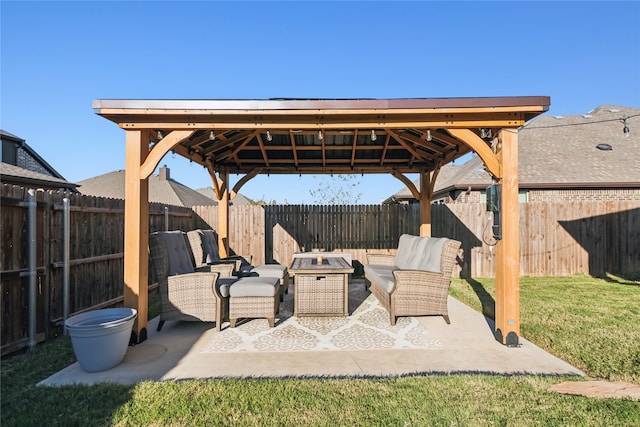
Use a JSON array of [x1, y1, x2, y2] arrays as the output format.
[[38, 280, 583, 387]]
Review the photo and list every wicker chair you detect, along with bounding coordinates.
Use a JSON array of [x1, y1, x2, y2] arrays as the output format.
[[187, 229, 290, 300], [365, 236, 461, 325], [187, 229, 252, 273], [149, 231, 235, 332]]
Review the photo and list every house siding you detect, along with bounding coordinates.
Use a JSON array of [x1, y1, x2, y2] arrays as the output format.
[[433, 190, 482, 204], [433, 188, 640, 205], [528, 188, 640, 202], [16, 149, 53, 176]]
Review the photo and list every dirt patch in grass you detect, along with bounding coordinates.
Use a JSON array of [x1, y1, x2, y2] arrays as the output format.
[[550, 380, 640, 401]]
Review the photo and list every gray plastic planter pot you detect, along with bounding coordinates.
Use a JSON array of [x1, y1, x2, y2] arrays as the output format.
[[65, 308, 137, 372]]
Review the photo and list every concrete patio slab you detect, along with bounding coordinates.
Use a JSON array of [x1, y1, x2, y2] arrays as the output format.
[[38, 280, 584, 387]]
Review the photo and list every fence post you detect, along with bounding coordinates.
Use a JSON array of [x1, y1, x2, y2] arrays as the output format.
[[27, 189, 37, 349], [63, 197, 70, 334], [164, 206, 169, 231]]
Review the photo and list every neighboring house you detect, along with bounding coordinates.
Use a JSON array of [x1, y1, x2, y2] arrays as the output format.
[[77, 166, 217, 207], [1, 129, 78, 191], [385, 105, 640, 204]]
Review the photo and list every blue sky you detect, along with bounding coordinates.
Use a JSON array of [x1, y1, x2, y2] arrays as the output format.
[[2, 1, 639, 204]]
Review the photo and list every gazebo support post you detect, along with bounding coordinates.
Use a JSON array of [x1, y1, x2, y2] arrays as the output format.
[[217, 170, 230, 258], [123, 130, 149, 344], [390, 170, 434, 236], [419, 170, 432, 237], [494, 129, 520, 346]]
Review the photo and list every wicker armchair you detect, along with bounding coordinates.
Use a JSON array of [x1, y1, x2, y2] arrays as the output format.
[[365, 236, 461, 325], [186, 229, 252, 273], [187, 229, 290, 300], [149, 231, 235, 332]]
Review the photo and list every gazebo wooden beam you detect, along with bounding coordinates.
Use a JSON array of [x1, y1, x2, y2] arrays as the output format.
[[231, 168, 262, 198], [204, 159, 223, 200], [385, 129, 428, 161], [391, 171, 421, 201], [289, 132, 299, 167], [217, 170, 230, 258], [114, 118, 528, 130], [445, 129, 501, 178], [140, 130, 195, 179], [420, 168, 440, 237]]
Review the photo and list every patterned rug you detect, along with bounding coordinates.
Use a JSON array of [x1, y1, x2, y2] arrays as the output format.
[[202, 282, 442, 353]]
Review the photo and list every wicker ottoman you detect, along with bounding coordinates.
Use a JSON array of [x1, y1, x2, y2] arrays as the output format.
[[241, 264, 290, 302], [229, 277, 280, 327]]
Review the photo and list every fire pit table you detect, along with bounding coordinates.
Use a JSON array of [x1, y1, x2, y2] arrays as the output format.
[[289, 256, 354, 317]]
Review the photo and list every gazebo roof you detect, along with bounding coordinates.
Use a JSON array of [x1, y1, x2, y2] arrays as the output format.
[[93, 97, 550, 175]]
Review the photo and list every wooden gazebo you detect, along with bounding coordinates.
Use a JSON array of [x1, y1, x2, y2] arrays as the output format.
[[93, 96, 550, 347]]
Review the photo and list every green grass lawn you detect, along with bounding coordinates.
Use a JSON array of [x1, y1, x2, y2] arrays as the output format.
[[2, 275, 639, 426], [449, 274, 640, 383]]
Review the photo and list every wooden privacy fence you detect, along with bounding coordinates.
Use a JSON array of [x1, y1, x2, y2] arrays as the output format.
[[430, 201, 640, 277], [193, 201, 640, 278], [2, 182, 638, 355], [0, 185, 196, 355], [192, 204, 422, 273]]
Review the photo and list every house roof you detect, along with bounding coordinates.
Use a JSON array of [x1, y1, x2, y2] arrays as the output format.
[[1, 129, 70, 181], [386, 104, 640, 201], [518, 104, 640, 188], [0, 129, 24, 142], [77, 167, 217, 207], [0, 162, 78, 190]]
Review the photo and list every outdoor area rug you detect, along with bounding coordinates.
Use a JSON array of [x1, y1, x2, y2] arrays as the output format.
[[202, 282, 442, 353]]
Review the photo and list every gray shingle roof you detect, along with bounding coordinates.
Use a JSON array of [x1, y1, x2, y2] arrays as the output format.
[[77, 169, 217, 207], [388, 104, 640, 201], [0, 129, 24, 141], [0, 162, 78, 190], [518, 104, 639, 187]]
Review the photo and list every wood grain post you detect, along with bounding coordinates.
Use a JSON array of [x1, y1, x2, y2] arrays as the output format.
[[124, 130, 149, 344], [419, 171, 432, 237], [494, 129, 520, 346], [217, 170, 230, 258]]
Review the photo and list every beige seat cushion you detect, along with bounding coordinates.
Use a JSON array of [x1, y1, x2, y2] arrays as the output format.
[[229, 277, 280, 298]]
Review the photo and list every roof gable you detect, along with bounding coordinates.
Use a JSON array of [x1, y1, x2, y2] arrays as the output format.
[[1, 129, 69, 181]]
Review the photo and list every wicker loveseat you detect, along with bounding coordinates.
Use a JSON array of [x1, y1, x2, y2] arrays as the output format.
[[364, 234, 461, 325]]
